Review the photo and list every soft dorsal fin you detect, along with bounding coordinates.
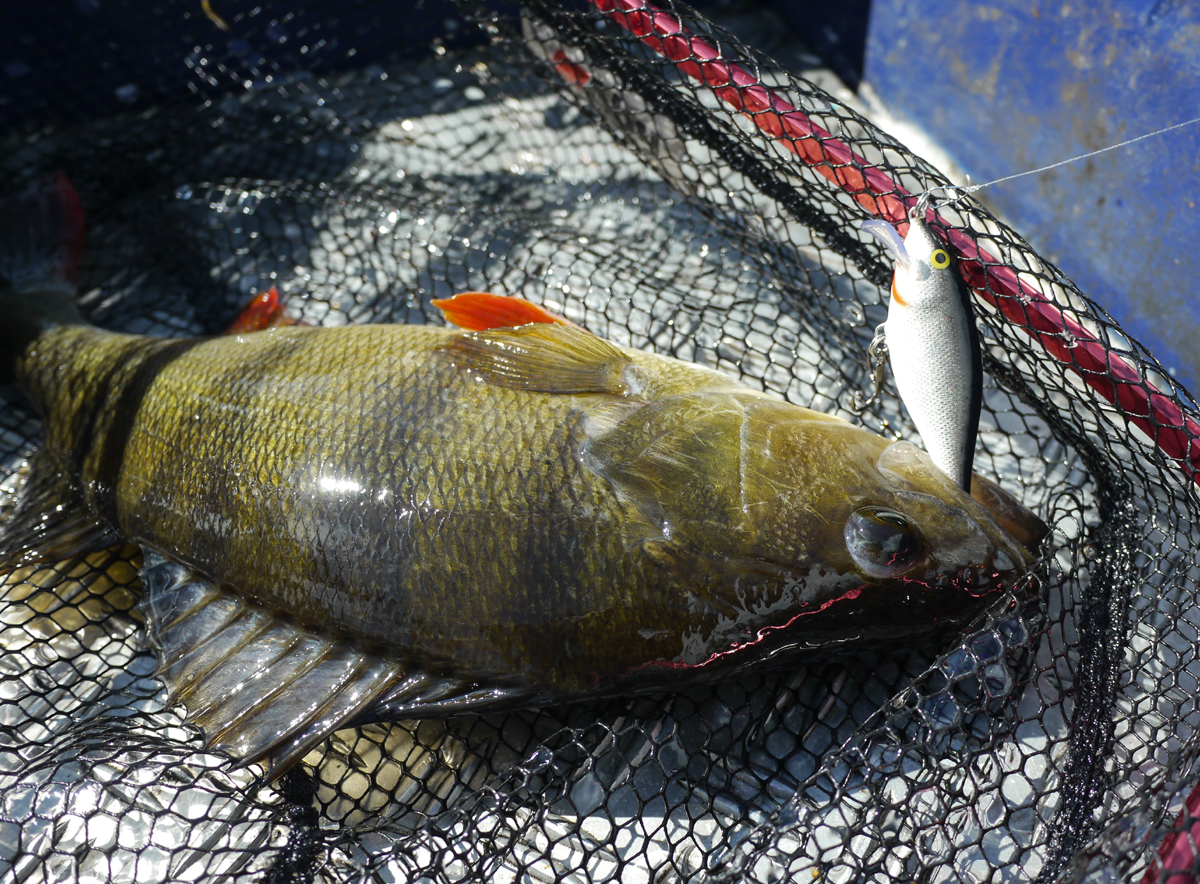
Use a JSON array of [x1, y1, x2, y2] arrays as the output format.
[[432, 291, 579, 330], [441, 323, 638, 396]]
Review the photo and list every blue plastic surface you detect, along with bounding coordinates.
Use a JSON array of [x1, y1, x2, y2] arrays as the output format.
[[857, 0, 1200, 393]]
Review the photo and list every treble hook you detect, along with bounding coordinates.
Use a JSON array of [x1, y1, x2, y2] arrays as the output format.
[[850, 322, 888, 412]]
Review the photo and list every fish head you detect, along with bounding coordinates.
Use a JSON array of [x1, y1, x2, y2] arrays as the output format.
[[696, 399, 1045, 652], [585, 391, 1044, 669], [736, 401, 1040, 591]]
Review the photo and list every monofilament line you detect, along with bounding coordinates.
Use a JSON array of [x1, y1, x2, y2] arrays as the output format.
[[930, 114, 1200, 199]]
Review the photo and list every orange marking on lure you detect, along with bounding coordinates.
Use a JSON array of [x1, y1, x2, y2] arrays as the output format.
[[433, 291, 581, 331], [891, 277, 908, 307], [224, 287, 297, 334], [551, 50, 591, 86]]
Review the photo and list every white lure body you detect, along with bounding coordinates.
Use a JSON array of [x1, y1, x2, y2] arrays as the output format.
[[861, 212, 982, 489]]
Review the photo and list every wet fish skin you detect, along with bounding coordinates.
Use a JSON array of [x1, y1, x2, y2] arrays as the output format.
[[14, 314, 1035, 697]]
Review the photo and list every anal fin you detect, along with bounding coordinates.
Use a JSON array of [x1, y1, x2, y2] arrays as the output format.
[[363, 675, 542, 722], [138, 553, 410, 778]]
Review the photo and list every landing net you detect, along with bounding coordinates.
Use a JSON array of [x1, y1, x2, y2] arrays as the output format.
[[1, 2, 1197, 882]]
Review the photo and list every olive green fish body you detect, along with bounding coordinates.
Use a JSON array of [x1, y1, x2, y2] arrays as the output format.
[[0, 177, 1045, 773], [16, 319, 1033, 694]]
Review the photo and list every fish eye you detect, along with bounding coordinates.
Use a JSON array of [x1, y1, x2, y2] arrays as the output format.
[[844, 506, 926, 578], [930, 249, 951, 269]]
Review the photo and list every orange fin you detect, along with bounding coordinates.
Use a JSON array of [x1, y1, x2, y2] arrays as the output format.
[[432, 291, 580, 331], [552, 49, 592, 87], [224, 287, 298, 334]]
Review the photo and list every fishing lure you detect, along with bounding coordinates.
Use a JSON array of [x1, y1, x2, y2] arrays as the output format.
[[860, 201, 983, 491]]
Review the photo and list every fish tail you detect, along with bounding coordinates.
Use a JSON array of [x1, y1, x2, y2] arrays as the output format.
[[0, 173, 86, 379]]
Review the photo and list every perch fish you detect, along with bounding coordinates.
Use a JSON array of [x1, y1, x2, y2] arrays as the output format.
[[0, 177, 1044, 776]]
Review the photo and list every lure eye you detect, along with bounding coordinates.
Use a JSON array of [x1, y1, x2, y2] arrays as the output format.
[[930, 249, 951, 269], [844, 506, 927, 578]]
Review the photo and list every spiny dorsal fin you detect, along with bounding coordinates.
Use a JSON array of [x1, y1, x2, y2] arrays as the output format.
[[441, 323, 637, 396]]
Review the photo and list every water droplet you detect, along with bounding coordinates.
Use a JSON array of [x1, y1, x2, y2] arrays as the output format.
[[524, 746, 555, 774], [114, 83, 139, 103], [174, 185, 194, 201], [920, 693, 963, 731], [568, 773, 604, 815]]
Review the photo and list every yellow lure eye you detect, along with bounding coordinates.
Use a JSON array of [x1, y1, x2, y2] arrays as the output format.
[[930, 249, 951, 269]]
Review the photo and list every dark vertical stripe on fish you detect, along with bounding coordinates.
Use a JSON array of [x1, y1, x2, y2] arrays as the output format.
[[88, 338, 207, 528]]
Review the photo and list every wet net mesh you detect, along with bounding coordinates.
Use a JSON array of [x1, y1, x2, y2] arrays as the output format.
[[1, 1, 1199, 882]]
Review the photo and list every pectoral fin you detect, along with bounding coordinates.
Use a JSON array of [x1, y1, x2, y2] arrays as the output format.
[[441, 323, 637, 395], [583, 393, 747, 539]]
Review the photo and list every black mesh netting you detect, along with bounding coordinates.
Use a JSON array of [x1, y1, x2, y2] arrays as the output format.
[[2, 2, 1199, 882]]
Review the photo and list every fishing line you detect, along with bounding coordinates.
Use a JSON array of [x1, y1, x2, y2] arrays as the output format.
[[924, 114, 1200, 204]]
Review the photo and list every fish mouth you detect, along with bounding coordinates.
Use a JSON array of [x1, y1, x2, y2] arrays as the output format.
[[875, 441, 1045, 571]]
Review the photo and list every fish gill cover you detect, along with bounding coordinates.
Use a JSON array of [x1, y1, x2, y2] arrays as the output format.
[[0, 1, 1195, 882]]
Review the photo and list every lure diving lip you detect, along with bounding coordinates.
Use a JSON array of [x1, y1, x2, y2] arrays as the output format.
[[861, 205, 983, 491]]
